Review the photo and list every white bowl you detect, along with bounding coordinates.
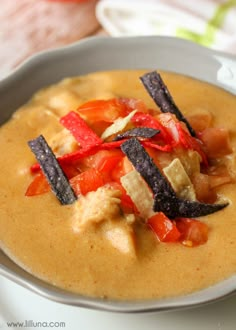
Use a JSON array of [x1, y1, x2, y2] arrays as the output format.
[[0, 36, 235, 313]]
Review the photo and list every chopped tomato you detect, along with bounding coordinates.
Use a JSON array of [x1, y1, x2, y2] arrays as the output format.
[[79, 149, 123, 171], [207, 164, 230, 176], [157, 114, 208, 165], [191, 172, 217, 204], [176, 218, 208, 247], [187, 112, 212, 132], [111, 156, 133, 182], [25, 172, 50, 196], [157, 113, 180, 143], [26, 165, 80, 196], [206, 164, 233, 188], [89, 120, 111, 137], [70, 168, 104, 196], [98, 154, 124, 173], [61, 164, 80, 179], [77, 99, 128, 123], [92, 149, 124, 182], [209, 175, 232, 189], [118, 98, 148, 113], [148, 212, 181, 242], [198, 128, 232, 158]]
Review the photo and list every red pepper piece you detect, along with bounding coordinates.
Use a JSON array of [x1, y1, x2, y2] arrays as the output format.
[[70, 168, 104, 196], [30, 144, 98, 173], [30, 140, 127, 173], [148, 212, 181, 242], [198, 127, 232, 158], [132, 112, 173, 143], [100, 140, 128, 149], [59, 140, 127, 166], [26, 164, 81, 196], [77, 98, 129, 123], [60, 111, 102, 148], [31, 136, 172, 174], [176, 218, 208, 247], [142, 141, 172, 152], [111, 156, 133, 183], [25, 172, 50, 196]]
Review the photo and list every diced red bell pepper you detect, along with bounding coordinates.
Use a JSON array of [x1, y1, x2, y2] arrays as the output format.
[[80, 149, 124, 172], [176, 218, 208, 247], [111, 156, 133, 182], [142, 141, 172, 152], [191, 173, 217, 204], [70, 168, 104, 196], [209, 175, 232, 189], [26, 164, 80, 196], [60, 111, 102, 148], [61, 164, 81, 179], [206, 164, 232, 189], [25, 172, 50, 196], [61, 140, 127, 165], [148, 212, 181, 242], [157, 114, 207, 165], [30, 140, 127, 173], [30, 144, 96, 173], [96, 154, 124, 177], [30, 136, 171, 175], [198, 127, 232, 158], [186, 112, 212, 132], [78, 149, 125, 183]]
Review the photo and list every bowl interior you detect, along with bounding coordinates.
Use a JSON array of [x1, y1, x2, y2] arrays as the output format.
[[0, 36, 236, 312]]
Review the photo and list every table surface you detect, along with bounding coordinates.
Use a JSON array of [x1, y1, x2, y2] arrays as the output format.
[[0, 0, 105, 79]]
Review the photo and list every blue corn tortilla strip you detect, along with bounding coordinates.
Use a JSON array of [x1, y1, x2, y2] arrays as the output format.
[[113, 127, 160, 141], [140, 71, 196, 137], [121, 138, 228, 218], [28, 135, 77, 205]]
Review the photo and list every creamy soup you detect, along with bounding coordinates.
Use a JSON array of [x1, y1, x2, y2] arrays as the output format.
[[0, 70, 236, 300]]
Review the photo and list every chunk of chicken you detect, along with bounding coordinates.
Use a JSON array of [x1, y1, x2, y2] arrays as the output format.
[[49, 128, 78, 156], [72, 187, 122, 232], [48, 90, 81, 116], [103, 222, 136, 257]]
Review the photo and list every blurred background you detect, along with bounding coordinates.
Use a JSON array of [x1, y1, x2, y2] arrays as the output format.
[[0, 0, 102, 78], [0, 0, 235, 79]]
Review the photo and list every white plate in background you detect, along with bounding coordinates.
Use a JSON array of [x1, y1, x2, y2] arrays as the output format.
[[0, 276, 236, 330]]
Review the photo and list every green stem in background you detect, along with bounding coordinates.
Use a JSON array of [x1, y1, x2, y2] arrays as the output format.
[[176, 0, 236, 47]]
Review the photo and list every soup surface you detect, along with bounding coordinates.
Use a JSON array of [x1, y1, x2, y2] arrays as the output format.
[[0, 70, 236, 300]]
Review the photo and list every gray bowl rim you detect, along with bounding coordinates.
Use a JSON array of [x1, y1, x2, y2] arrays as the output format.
[[0, 35, 235, 313]]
